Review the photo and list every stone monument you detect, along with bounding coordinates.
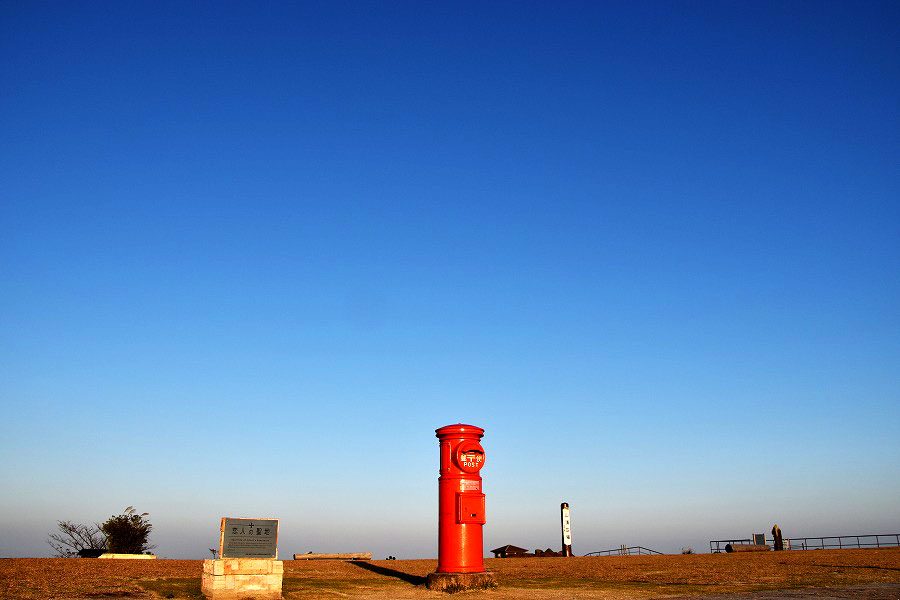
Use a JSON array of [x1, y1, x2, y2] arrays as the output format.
[[772, 523, 784, 551], [201, 517, 282, 599]]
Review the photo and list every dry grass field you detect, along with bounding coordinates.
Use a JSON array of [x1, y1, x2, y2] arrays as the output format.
[[1, 549, 899, 599]]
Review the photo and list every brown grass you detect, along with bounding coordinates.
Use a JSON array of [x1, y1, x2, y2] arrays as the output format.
[[1, 548, 898, 599]]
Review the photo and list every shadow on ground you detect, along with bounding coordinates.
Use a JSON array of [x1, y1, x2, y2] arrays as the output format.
[[663, 583, 900, 600], [350, 561, 427, 586]]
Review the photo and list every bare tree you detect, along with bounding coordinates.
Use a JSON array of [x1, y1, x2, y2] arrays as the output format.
[[48, 521, 107, 557]]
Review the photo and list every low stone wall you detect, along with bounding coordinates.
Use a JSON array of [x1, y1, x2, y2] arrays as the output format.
[[725, 543, 771, 553], [293, 552, 372, 560], [98, 553, 157, 559]]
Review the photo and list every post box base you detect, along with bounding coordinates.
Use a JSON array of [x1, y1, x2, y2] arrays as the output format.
[[426, 571, 497, 593]]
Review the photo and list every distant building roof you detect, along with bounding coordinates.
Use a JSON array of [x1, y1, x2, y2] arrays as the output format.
[[490, 544, 528, 554]]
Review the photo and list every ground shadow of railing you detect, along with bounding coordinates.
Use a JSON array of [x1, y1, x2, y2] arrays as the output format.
[[349, 560, 427, 586]]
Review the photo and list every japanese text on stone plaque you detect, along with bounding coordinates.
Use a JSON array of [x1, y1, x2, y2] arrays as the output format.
[[220, 518, 278, 558]]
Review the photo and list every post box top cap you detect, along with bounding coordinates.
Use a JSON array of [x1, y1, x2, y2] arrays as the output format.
[[435, 423, 484, 437]]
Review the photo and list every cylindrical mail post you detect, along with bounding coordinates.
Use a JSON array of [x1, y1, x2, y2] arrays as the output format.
[[436, 424, 486, 573]]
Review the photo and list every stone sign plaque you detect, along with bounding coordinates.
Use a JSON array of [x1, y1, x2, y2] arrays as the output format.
[[219, 517, 279, 559]]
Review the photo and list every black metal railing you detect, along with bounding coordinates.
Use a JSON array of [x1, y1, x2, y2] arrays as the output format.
[[585, 545, 663, 556], [710, 534, 900, 553], [782, 534, 900, 551]]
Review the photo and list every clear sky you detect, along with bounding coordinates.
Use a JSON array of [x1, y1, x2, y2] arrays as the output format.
[[1, 1, 898, 559]]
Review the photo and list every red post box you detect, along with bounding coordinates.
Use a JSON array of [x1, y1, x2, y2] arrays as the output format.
[[435, 423, 486, 573]]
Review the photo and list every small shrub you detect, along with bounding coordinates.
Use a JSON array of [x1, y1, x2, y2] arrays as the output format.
[[101, 506, 155, 554], [681, 547, 695, 554]]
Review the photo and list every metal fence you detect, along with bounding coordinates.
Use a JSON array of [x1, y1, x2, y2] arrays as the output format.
[[710, 534, 900, 553], [585, 545, 663, 556]]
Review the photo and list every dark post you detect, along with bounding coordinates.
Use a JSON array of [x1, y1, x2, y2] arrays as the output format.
[[560, 502, 572, 557], [772, 523, 783, 551]]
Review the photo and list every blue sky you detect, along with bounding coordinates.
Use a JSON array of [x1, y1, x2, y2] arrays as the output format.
[[1, 1, 898, 558]]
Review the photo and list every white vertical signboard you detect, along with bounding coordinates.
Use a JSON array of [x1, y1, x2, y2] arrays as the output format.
[[561, 502, 572, 556]]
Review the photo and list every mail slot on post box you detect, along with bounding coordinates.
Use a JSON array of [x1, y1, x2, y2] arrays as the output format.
[[435, 424, 487, 574]]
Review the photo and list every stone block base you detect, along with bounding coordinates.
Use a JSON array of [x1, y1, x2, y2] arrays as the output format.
[[201, 559, 283, 599], [426, 571, 497, 592]]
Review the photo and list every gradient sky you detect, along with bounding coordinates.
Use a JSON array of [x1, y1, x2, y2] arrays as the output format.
[[1, 1, 898, 559]]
